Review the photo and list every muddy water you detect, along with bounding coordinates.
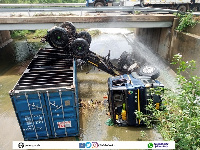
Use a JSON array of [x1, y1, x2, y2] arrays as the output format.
[[0, 40, 45, 150], [0, 30, 171, 150]]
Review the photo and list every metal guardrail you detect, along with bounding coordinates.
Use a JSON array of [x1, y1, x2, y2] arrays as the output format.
[[0, 3, 86, 7], [0, 5, 178, 14], [0, 3, 200, 15]]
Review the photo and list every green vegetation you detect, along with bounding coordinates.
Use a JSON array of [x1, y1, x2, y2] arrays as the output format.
[[11, 30, 47, 40], [136, 54, 200, 149], [11, 30, 31, 39], [87, 29, 101, 37], [11, 29, 101, 41], [176, 13, 199, 32], [33, 29, 48, 38], [134, 11, 141, 15], [0, 0, 85, 3]]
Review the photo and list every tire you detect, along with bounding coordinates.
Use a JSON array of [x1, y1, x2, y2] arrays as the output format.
[[178, 5, 187, 13], [71, 38, 89, 58], [138, 65, 160, 80], [118, 51, 135, 74], [60, 21, 76, 36], [77, 31, 92, 45], [47, 27, 69, 49], [95, 2, 104, 7]]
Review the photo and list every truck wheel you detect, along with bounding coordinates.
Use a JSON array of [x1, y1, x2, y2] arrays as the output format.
[[47, 27, 69, 49], [95, 2, 104, 7], [191, 6, 198, 12], [118, 51, 135, 74], [60, 21, 76, 36], [138, 65, 160, 80], [140, 0, 144, 7], [71, 38, 89, 58], [178, 5, 187, 12], [77, 31, 92, 45]]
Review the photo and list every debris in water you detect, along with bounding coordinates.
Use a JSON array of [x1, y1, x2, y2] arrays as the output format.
[[105, 118, 114, 126]]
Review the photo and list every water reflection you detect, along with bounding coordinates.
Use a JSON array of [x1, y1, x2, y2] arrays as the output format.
[[0, 39, 46, 150]]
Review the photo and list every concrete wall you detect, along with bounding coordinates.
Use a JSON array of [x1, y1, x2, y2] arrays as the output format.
[[135, 22, 200, 76], [135, 28, 172, 61], [169, 31, 200, 76], [0, 31, 12, 48]]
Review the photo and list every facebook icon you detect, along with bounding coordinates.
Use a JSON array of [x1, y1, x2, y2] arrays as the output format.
[[79, 143, 85, 148]]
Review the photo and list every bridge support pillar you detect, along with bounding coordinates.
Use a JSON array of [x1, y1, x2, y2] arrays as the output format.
[[0, 30, 13, 48]]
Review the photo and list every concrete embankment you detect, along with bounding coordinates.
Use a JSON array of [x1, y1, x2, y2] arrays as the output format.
[[0, 31, 12, 48], [135, 20, 200, 76]]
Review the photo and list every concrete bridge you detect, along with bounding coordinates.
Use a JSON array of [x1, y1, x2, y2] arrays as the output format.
[[0, 13, 176, 50], [0, 14, 175, 30]]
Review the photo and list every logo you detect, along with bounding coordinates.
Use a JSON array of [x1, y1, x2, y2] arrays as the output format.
[[128, 90, 133, 95], [148, 143, 154, 148], [79, 143, 85, 148], [18, 142, 24, 148], [92, 142, 98, 148], [79, 142, 98, 149], [148, 142, 169, 149], [85, 142, 92, 148]]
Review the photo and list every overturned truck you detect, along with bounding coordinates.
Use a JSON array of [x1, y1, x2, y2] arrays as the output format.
[[10, 21, 164, 141], [43, 22, 164, 126]]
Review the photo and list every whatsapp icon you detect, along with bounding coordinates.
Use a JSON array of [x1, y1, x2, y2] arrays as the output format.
[[148, 143, 154, 148]]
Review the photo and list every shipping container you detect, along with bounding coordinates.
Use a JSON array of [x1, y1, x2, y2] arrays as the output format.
[[108, 72, 164, 126], [9, 48, 79, 140]]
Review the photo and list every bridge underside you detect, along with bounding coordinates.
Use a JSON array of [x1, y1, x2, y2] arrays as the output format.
[[0, 15, 175, 30], [0, 22, 173, 30]]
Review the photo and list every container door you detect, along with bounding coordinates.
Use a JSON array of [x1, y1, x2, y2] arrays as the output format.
[[11, 92, 51, 140], [44, 90, 79, 138]]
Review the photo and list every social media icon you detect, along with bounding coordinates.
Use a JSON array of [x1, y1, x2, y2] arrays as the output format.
[[18, 142, 24, 148], [148, 143, 154, 148], [92, 142, 98, 148], [85, 142, 92, 148], [79, 143, 85, 148]]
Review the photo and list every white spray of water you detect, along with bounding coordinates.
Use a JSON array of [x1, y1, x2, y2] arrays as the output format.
[[90, 28, 178, 90], [124, 33, 178, 90]]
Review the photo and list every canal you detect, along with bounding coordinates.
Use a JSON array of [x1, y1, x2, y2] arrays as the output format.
[[0, 28, 176, 150]]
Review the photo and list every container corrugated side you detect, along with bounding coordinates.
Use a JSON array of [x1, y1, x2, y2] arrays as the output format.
[[9, 48, 79, 140]]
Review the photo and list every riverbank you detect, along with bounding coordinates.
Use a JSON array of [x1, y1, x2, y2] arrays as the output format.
[[10, 29, 102, 43]]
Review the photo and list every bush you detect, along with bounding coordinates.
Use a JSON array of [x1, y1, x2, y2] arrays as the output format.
[[11, 30, 31, 39], [135, 54, 200, 149], [33, 29, 47, 38], [176, 13, 198, 32], [88, 29, 101, 37]]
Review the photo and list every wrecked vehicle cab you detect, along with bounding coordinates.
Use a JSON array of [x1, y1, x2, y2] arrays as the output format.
[[108, 66, 164, 126]]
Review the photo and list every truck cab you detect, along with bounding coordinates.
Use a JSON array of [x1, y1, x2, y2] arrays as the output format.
[[108, 72, 164, 126]]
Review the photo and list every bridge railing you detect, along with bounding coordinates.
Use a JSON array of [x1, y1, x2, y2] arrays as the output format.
[[0, 4, 178, 14], [0, 3, 86, 7]]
